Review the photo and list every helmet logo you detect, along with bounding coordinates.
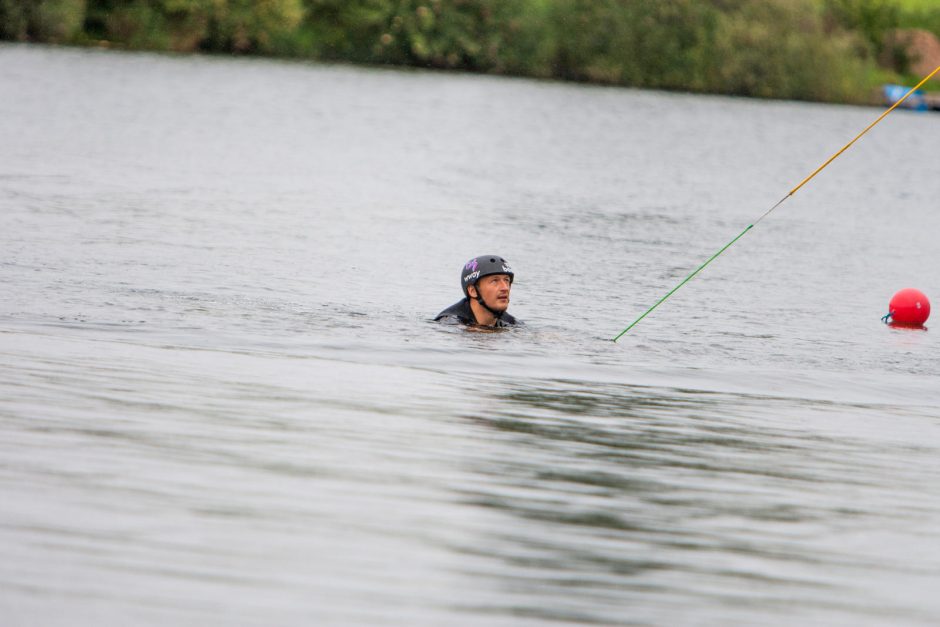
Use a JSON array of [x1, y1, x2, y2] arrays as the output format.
[[463, 271, 480, 283], [502, 264, 512, 273], [464, 259, 479, 272]]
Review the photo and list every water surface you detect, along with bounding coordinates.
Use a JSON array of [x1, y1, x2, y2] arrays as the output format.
[[1, 44, 939, 626]]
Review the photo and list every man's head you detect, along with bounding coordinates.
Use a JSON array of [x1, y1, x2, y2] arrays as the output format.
[[469, 273, 512, 313], [461, 255, 514, 315]]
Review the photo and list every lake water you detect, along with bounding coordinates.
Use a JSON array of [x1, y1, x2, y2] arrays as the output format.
[[1, 43, 939, 626]]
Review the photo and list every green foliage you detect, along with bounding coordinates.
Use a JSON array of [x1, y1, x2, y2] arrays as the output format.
[[36, 0, 86, 40], [0, 0, 86, 42], [823, 0, 899, 55], [0, 0, 29, 39], [709, 0, 873, 102], [204, 0, 304, 54], [897, 5, 940, 41], [82, 0, 302, 53], [97, 2, 172, 49], [301, 0, 527, 70], [532, 0, 719, 88]]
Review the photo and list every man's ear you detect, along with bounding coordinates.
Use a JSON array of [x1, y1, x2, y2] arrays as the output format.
[[467, 285, 477, 299]]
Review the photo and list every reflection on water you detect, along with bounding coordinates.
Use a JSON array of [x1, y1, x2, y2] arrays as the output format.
[[452, 380, 940, 625]]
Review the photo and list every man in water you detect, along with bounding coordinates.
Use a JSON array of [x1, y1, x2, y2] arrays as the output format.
[[435, 255, 522, 327]]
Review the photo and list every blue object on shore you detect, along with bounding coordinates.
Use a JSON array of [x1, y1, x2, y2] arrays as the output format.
[[883, 84, 928, 111]]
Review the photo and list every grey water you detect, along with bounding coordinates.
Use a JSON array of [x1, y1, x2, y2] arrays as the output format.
[[1, 43, 939, 626]]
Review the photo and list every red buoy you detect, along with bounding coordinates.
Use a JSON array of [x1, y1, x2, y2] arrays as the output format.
[[887, 288, 930, 327]]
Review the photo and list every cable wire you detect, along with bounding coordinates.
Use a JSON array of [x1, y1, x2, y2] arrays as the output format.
[[612, 65, 940, 342]]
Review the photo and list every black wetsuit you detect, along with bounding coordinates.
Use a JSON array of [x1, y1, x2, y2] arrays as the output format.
[[434, 298, 522, 327]]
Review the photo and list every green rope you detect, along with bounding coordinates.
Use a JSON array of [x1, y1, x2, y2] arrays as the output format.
[[612, 224, 753, 342]]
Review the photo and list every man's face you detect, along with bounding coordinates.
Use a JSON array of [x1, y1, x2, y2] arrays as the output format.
[[471, 274, 512, 311]]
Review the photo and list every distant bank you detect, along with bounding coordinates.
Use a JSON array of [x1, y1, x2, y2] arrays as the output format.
[[3, 0, 940, 105]]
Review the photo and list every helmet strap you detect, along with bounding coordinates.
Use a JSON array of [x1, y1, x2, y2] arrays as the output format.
[[470, 284, 504, 322]]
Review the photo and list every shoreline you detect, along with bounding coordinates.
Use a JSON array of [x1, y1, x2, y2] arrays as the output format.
[[11, 40, 935, 113], [8, 0, 940, 106]]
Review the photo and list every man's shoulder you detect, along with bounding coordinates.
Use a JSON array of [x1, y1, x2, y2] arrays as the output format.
[[435, 299, 473, 324], [434, 298, 524, 327]]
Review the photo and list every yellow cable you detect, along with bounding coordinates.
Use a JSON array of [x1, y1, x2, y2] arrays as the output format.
[[789, 65, 940, 197], [614, 65, 940, 340]]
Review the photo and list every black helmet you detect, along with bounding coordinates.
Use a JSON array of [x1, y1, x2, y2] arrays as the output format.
[[461, 255, 514, 298]]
